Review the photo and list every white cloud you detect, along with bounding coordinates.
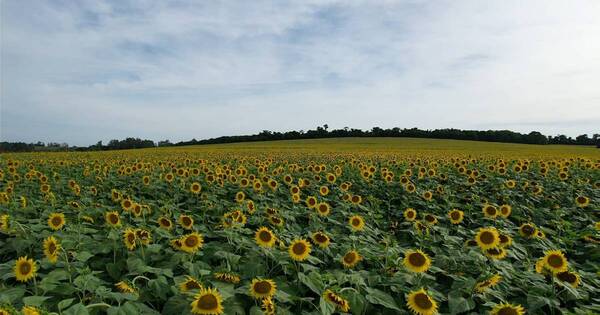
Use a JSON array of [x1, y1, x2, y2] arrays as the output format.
[[1, 0, 599, 145]]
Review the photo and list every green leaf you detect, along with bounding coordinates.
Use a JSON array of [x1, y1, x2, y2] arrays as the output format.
[[58, 298, 76, 310], [365, 288, 401, 311], [64, 303, 90, 315], [320, 297, 336, 315], [0, 287, 26, 304], [75, 251, 94, 262], [22, 296, 50, 307], [448, 292, 475, 314], [298, 272, 323, 294]]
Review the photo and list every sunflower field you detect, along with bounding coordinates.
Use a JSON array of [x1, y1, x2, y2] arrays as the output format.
[[0, 139, 599, 315]]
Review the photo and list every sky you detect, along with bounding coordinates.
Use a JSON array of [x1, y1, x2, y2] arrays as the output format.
[[1, 0, 600, 146]]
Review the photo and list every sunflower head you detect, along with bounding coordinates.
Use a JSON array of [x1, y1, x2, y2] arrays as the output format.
[[255, 227, 276, 248], [485, 247, 507, 260], [249, 278, 277, 299], [341, 250, 361, 268], [323, 289, 350, 312], [406, 288, 437, 315], [556, 271, 580, 288], [482, 205, 498, 218], [475, 227, 500, 250], [179, 215, 194, 230], [190, 287, 224, 315], [474, 274, 502, 293], [499, 204, 512, 218], [490, 303, 525, 315], [181, 232, 204, 253], [14, 256, 36, 282], [180, 276, 203, 292], [123, 228, 137, 250], [519, 223, 537, 238], [575, 196, 590, 208], [403, 249, 431, 273], [48, 212, 66, 230], [448, 209, 464, 224], [316, 202, 331, 216], [105, 211, 121, 227], [542, 250, 568, 274], [158, 217, 173, 230], [349, 215, 365, 231], [311, 231, 331, 249], [288, 239, 311, 261], [404, 208, 417, 221], [43, 236, 61, 263]]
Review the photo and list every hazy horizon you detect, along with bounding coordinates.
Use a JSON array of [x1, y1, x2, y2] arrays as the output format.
[[2, 1, 600, 146]]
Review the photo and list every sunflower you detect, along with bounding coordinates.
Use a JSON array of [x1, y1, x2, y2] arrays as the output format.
[[180, 276, 203, 292], [123, 228, 137, 250], [556, 271, 580, 288], [482, 205, 498, 218], [475, 227, 500, 250], [43, 236, 60, 263], [0, 214, 9, 232], [105, 211, 121, 227], [311, 231, 331, 249], [414, 221, 429, 235], [213, 272, 241, 284], [403, 249, 432, 273], [121, 199, 133, 211], [135, 229, 152, 245], [305, 196, 318, 208], [268, 215, 284, 227], [423, 214, 438, 225], [341, 250, 361, 268], [519, 223, 537, 238], [190, 182, 202, 194], [115, 281, 136, 293], [316, 202, 331, 216], [474, 274, 501, 293], [190, 287, 223, 315], [179, 215, 194, 230], [498, 234, 512, 248], [490, 303, 525, 315], [575, 196, 590, 208], [448, 209, 464, 224], [406, 288, 438, 315], [349, 215, 365, 231], [181, 232, 204, 253], [323, 289, 350, 312], [21, 306, 40, 315], [499, 204, 512, 218], [249, 278, 277, 299], [261, 297, 276, 315], [485, 247, 507, 260], [14, 256, 36, 282], [48, 212, 66, 230], [542, 250, 568, 274], [319, 186, 329, 196], [351, 195, 362, 204], [404, 208, 417, 221], [422, 191, 433, 201], [288, 239, 311, 261], [158, 217, 174, 230], [255, 227, 276, 248]]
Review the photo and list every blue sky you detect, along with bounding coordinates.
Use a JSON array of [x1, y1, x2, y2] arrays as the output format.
[[1, 0, 599, 145]]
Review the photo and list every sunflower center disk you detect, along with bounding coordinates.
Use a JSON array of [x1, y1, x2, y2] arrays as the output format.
[[408, 253, 426, 266], [293, 243, 306, 255], [198, 294, 218, 310], [414, 293, 433, 309]]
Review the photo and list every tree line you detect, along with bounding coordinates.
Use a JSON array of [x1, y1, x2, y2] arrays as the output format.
[[1, 126, 598, 152]]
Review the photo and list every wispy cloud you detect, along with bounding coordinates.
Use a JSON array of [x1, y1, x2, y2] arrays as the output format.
[[1, 0, 599, 145]]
